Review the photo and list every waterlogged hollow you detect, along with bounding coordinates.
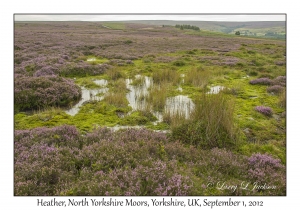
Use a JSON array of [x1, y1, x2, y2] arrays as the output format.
[[87, 58, 96, 62], [152, 95, 195, 124], [126, 75, 152, 111], [65, 80, 109, 116], [165, 95, 195, 118], [207, 85, 225, 94], [125, 75, 195, 123], [66, 75, 195, 126]]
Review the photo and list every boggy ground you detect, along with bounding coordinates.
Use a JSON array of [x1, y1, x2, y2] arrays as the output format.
[[14, 21, 286, 195]]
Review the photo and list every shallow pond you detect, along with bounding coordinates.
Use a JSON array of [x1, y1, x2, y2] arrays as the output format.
[[65, 80, 109, 116], [126, 75, 194, 121], [66, 75, 195, 124]]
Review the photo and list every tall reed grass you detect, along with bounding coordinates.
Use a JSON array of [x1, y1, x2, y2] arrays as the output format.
[[106, 68, 123, 80], [152, 69, 180, 85], [146, 83, 170, 112], [130, 75, 145, 86], [278, 90, 286, 108], [163, 109, 187, 128], [103, 92, 128, 108], [103, 79, 128, 108], [185, 68, 210, 88], [171, 93, 240, 149], [111, 79, 127, 92]]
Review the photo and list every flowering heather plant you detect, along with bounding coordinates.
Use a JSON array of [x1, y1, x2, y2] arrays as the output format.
[[15, 125, 83, 195], [194, 148, 247, 181], [154, 56, 178, 63], [247, 153, 286, 195], [15, 143, 81, 195], [109, 59, 133, 66], [62, 54, 70, 60], [14, 21, 259, 70], [14, 75, 81, 111], [248, 153, 284, 169], [15, 125, 192, 196], [59, 160, 191, 196], [58, 62, 110, 77], [249, 77, 273, 85], [221, 57, 240, 66], [33, 66, 57, 77], [114, 128, 168, 143], [14, 144, 61, 195], [267, 85, 284, 95], [14, 125, 286, 196], [84, 127, 114, 145], [255, 106, 273, 116], [274, 60, 285, 66], [15, 125, 81, 149], [273, 76, 286, 86]]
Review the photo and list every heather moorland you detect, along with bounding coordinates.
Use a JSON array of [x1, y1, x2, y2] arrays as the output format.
[[14, 21, 286, 196]]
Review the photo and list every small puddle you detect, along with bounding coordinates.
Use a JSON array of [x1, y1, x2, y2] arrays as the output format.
[[152, 111, 164, 124], [87, 58, 96, 62], [180, 74, 185, 84], [65, 80, 108, 116], [242, 75, 250, 79], [207, 86, 225, 94], [177, 86, 183, 92], [152, 95, 195, 123]]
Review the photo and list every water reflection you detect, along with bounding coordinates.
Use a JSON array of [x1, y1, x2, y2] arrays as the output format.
[[126, 75, 152, 111], [94, 79, 108, 86], [66, 75, 195, 123], [165, 95, 195, 118], [87, 58, 96, 62], [207, 85, 224, 94], [65, 80, 108, 116], [126, 75, 194, 122]]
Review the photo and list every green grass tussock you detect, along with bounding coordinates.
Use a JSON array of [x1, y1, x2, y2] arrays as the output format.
[[172, 93, 241, 149]]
